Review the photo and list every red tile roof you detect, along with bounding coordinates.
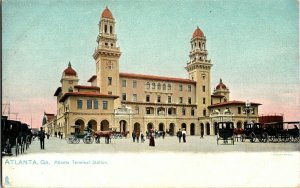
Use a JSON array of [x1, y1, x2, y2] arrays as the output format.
[[64, 62, 77, 76], [101, 7, 114, 19], [87, 75, 97, 82], [44, 113, 55, 123], [209, 100, 261, 108], [59, 92, 119, 102], [192, 26, 204, 39], [119, 72, 196, 84], [54, 87, 62, 96], [74, 85, 100, 90]]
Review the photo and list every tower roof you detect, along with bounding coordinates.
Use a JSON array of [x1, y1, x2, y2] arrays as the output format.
[[63, 62, 77, 76], [101, 7, 114, 19], [192, 26, 204, 39], [216, 79, 227, 90]]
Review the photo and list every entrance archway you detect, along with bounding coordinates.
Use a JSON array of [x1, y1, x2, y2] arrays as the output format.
[[134, 123, 141, 132], [190, 123, 195, 135], [169, 123, 175, 136], [237, 121, 242, 128], [147, 123, 153, 131], [214, 122, 218, 135], [75, 119, 85, 134], [206, 123, 210, 135], [100, 120, 109, 131], [181, 123, 186, 130], [87, 120, 97, 131], [119, 120, 127, 132], [158, 123, 164, 131]]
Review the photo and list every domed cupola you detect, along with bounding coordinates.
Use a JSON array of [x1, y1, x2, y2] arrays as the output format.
[[216, 79, 227, 90], [192, 26, 204, 39], [101, 7, 114, 20], [63, 62, 77, 76]]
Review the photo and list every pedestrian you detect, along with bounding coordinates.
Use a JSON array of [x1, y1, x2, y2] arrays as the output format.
[[141, 133, 145, 143], [177, 129, 182, 143], [60, 133, 63, 139], [149, 130, 155, 147], [162, 131, 165, 139], [182, 128, 187, 143], [201, 128, 204, 138], [136, 131, 140, 143], [132, 131, 136, 142], [47, 133, 50, 139], [39, 127, 45, 150]]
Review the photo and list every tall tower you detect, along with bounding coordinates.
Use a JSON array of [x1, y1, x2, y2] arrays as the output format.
[[185, 27, 213, 118], [92, 7, 121, 108]]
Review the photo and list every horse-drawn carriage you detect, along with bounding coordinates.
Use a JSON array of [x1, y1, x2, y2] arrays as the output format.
[[217, 122, 234, 145], [66, 125, 94, 144], [264, 121, 299, 142], [241, 123, 268, 143]]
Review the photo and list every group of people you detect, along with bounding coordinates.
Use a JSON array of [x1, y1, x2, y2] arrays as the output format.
[[131, 131, 145, 143], [176, 128, 187, 143]]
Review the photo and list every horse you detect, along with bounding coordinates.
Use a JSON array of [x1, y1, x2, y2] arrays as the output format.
[[233, 128, 244, 142], [121, 131, 129, 138], [93, 130, 113, 144]]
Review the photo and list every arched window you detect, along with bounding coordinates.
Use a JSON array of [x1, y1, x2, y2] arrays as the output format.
[[163, 84, 166, 90], [157, 83, 161, 90], [167, 84, 171, 90], [104, 25, 107, 33], [199, 42, 201, 48], [152, 83, 156, 89], [146, 82, 150, 89], [110, 26, 113, 34], [68, 87, 73, 92]]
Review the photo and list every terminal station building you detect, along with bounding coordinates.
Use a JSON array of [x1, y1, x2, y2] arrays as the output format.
[[43, 7, 261, 136]]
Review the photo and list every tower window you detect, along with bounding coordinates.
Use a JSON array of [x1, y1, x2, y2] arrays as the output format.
[[157, 95, 161, 103], [179, 97, 183, 104], [122, 93, 126, 101], [104, 25, 107, 33], [146, 82, 150, 89], [68, 87, 73, 92], [108, 77, 112, 85], [203, 98, 206, 104], [202, 85, 205, 92], [182, 108, 186, 116], [111, 43, 113, 47], [203, 109, 206, 116], [110, 25, 113, 34], [188, 97, 191, 104], [146, 95, 150, 102], [238, 107, 241, 114], [133, 94, 137, 102], [168, 96, 172, 103], [191, 108, 195, 116]]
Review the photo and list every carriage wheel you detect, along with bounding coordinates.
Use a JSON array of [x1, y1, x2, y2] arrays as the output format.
[[250, 132, 256, 143], [83, 136, 94, 144], [261, 133, 268, 143], [74, 137, 80, 144], [294, 136, 299, 142], [66, 136, 72, 144]]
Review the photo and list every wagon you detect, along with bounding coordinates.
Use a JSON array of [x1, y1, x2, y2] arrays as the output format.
[[66, 125, 94, 144], [241, 123, 268, 143], [264, 121, 299, 142], [217, 122, 234, 145]]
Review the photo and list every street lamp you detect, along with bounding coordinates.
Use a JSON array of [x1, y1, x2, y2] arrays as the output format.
[[243, 100, 254, 124]]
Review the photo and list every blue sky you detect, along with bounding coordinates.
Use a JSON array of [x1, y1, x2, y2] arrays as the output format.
[[2, 0, 299, 127]]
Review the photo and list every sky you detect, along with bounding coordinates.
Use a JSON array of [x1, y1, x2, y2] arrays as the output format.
[[2, 0, 299, 128]]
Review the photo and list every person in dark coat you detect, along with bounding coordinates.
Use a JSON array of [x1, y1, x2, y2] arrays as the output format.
[[141, 133, 145, 143], [201, 128, 204, 138], [132, 131, 136, 142], [177, 129, 182, 143], [149, 130, 155, 147], [39, 127, 45, 150], [136, 131, 140, 143]]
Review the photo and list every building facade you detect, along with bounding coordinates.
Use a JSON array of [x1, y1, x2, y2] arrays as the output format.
[[43, 7, 261, 137]]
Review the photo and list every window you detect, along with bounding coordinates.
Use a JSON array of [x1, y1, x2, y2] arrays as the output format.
[[157, 83, 161, 90], [108, 91, 112, 95], [188, 97, 192, 104], [146, 95, 150, 102], [202, 85, 205, 92], [133, 80, 137, 88], [203, 98, 206, 104], [152, 83, 156, 89], [167, 84, 171, 90], [111, 43, 113, 47], [87, 99, 92, 109], [203, 109, 206, 116], [103, 101, 108, 110], [77, 100, 82, 109], [104, 25, 107, 33], [157, 95, 161, 103], [146, 108, 151, 114], [182, 108, 186, 116], [252, 109, 255, 115], [163, 84, 166, 90], [108, 77, 112, 85], [188, 85, 191, 92], [68, 87, 73, 92], [179, 85, 183, 91], [168, 96, 172, 103], [179, 97, 183, 104], [191, 108, 195, 116], [122, 80, 127, 87], [133, 94, 137, 102], [135, 107, 139, 114], [110, 25, 113, 34], [146, 82, 150, 89], [238, 107, 241, 114], [122, 93, 126, 101], [202, 75, 205, 80], [94, 100, 98, 109]]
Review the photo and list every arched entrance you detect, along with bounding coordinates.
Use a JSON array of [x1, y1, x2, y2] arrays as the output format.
[[237, 121, 242, 128], [119, 120, 127, 132], [206, 123, 210, 135], [100, 120, 109, 131], [87, 120, 97, 131], [147, 123, 153, 131], [169, 123, 175, 136], [200, 123, 204, 135], [158, 123, 164, 131], [214, 122, 218, 135], [75, 119, 85, 134], [134, 122, 141, 132], [190, 123, 195, 135], [181, 123, 186, 130]]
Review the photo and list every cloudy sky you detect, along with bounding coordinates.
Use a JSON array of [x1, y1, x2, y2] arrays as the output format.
[[3, 0, 299, 128]]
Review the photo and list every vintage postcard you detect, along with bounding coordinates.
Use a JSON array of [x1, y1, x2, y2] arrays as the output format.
[[2, 0, 299, 187]]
